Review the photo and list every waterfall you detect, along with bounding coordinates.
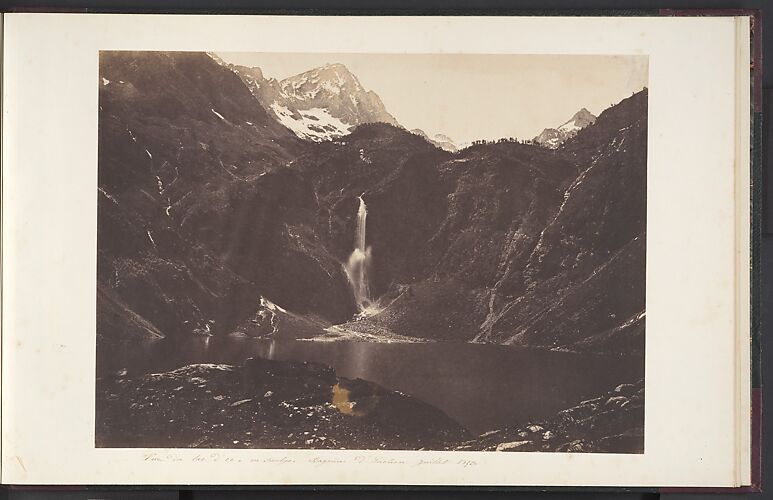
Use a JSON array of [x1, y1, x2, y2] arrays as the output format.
[[344, 196, 374, 312]]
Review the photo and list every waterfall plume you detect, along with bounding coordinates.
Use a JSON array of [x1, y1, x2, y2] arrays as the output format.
[[344, 196, 376, 313]]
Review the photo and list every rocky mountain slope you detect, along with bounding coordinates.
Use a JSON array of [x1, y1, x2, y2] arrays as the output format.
[[534, 108, 597, 148], [483, 92, 646, 351], [228, 62, 398, 142], [297, 91, 646, 351], [98, 51, 357, 343], [98, 51, 647, 354]]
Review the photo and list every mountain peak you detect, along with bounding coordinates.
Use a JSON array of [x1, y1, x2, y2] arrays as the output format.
[[283, 62, 360, 91], [322, 62, 349, 71], [565, 108, 597, 128], [234, 62, 399, 142], [534, 107, 597, 149], [411, 129, 458, 152]]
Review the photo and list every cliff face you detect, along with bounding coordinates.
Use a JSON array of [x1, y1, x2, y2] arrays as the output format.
[[98, 51, 356, 342], [480, 91, 647, 351], [98, 51, 647, 353]]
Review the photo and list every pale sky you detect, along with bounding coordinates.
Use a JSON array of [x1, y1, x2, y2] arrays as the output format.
[[218, 52, 648, 145]]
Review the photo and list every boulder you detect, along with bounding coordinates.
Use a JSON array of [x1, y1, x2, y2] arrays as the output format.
[[605, 396, 628, 407], [613, 383, 637, 396], [496, 440, 538, 452], [556, 439, 591, 453]]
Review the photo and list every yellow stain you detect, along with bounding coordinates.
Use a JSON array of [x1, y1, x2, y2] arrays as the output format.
[[331, 383, 364, 416]]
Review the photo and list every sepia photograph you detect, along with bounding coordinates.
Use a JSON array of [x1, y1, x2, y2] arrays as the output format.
[[95, 51, 648, 454]]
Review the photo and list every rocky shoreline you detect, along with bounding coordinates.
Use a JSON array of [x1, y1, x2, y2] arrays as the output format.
[[457, 379, 644, 453], [96, 357, 468, 450], [97, 356, 643, 453]]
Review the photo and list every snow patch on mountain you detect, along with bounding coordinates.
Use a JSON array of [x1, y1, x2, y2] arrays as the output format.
[[410, 128, 459, 152], [224, 59, 398, 142], [270, 103, 353, 142], [534, 108, 597, 149]]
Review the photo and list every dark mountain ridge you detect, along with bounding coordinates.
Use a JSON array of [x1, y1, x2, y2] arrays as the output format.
[[98, 51, 356, 343]]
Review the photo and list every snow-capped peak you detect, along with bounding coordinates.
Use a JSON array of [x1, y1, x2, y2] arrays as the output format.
[[534, 107, 597, 149], [411, 129, 458, 152], [229, 61, 399, 142], [558, 108, 596, 134]]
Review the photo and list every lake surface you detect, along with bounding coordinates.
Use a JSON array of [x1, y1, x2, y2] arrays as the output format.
[[97, 337, 644, 435]]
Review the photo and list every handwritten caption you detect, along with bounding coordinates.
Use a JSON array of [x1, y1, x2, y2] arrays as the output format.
[[142, 452, 478, 468]]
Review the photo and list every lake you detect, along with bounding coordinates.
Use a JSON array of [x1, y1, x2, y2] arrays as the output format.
[[97, 337, 644, 435]]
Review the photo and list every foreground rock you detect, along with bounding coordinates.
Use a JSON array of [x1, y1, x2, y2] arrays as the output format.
[[95, 357, 468, 449], [456, 379, 644, 453]]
